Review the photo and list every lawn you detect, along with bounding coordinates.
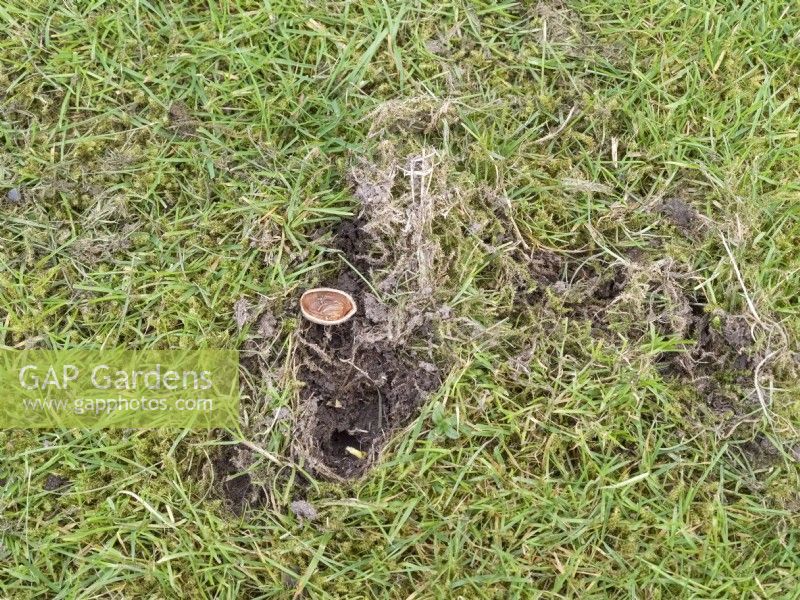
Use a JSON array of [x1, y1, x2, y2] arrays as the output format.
[[1, 0, 799, 598]]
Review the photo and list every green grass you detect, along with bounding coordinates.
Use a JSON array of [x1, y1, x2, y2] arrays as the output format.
[[1, 0, 799, 597]]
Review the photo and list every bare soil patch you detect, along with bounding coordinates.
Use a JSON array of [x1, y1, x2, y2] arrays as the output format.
[[218, 149, 447, 492], [287, 152, 448, 480], [211, 443, 266, 514], [294, 273, 440, 479]]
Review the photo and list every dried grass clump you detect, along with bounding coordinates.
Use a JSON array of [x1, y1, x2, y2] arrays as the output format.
[[602, 258, 694, 340], [365, 96, 457, 139]]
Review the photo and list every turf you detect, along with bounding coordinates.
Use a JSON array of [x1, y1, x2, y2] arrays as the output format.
[[1, 0, 799, 598]]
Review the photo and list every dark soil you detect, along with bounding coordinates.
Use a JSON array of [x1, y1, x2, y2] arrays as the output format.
[[211, 443, 265, 514], [673, 311, 760, 414], [294, 218, 441, 479], [738, 433, 782, 469], [225, 202, 444, 492], [296, 290, 440, 477], [518, 249, 633, 335], [657, 197, 703, 235], [43, 474, 70, 492], [330, 217, 368, 268], [529, 248, 568, 288], [560, 263, 630, 332]]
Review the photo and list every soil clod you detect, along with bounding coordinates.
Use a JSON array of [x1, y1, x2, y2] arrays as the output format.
[[43, 474, 70, 492], [211, 444, 264, 514], [657, 197, 704, 235]]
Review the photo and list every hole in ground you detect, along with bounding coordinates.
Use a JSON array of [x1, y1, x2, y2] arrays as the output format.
[[294, 239, 441, 479], [324, 429, 366, 463]]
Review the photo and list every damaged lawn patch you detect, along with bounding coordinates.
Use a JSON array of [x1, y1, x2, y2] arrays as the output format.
[[293, 216, 443, 479], [294, 280, 441, 479], [230, 147, 451, 483], [538, 252, 790, 449], [286, 149, 451, 479]]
